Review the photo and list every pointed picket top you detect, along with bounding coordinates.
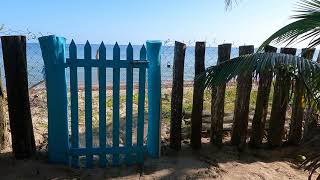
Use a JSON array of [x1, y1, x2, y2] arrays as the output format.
[[98, 41, 106, 61], [84, 40, 91, 59], [140, 44, 146, 60], [113, 42, 120, 61], [126, 43, 133, 61], [69, 39, 77, 61]]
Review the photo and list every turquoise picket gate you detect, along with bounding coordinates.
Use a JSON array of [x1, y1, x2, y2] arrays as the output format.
[[38, 35, 162, 167]]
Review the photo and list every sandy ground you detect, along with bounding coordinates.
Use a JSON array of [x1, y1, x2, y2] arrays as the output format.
[[0, 140, 314, 180], [0, 82, 318, 179]]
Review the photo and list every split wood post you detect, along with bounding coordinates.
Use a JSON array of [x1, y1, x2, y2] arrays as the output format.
[[250, 45, 277, 148], [300, 49, 316, 141], [268, 48, 296, 147], [288, 48, 315, 145], [170, 41, 186, 150], [191, 42, 206, 149], [147, 40, 162, 158], [1, 36, 35, 158], [211, 44, 231, 147], [38, 35, 69, 164], [231, 45, 254, 148]]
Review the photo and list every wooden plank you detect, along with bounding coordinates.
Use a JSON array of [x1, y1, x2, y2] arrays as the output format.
[[38, 35, 69, 164], [211, 44, 231, 147], [112, 42, 121, 165], [231, 45, 254, 149], [125, 43, 134, 164], [64, 59, 148, 68], [268, 48, 296, 147], [146, 41, 162, 157], [191, 42, 206, 149], [1, 36, 36, 158], [84, 41, 93, 167], [250, 45, 277, 148], [289, 48, 315, 144], [70, 145, 147, 156], [170, 41, 186, 150], [98, 42, 107, 167], [69, 40, 79, 167], [137, 45, 147, 163]]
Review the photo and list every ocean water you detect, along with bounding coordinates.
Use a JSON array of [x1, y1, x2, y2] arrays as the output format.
[[0, 43, 318, 88]]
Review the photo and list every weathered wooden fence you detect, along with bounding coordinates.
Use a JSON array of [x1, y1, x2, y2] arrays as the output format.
[[170, 41, 317, 150], [38, 35, 162, 167]]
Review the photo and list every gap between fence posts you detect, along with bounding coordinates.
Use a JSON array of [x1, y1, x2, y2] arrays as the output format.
[[211, 44, 231, 147], [231, 45, 254, 149], [38, 35, 69, 164], [268, 48, 296, 147], [170, 41, 186, 150], [1, 36, 35, 158], [147, 40, 162, 158], [250, 45, 277, 148], [191, 42, 206, 150]]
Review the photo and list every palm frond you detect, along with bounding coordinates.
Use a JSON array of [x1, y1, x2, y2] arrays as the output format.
[[225, 0, 238, 10], [259, 0, 320, 50], [197, 52, 320, 110]]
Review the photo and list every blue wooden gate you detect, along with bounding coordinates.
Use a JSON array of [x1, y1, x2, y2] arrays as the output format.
[[38, 35, 162, 167]]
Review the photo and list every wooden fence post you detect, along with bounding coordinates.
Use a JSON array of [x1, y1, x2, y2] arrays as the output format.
[[231, 45, 254, 148], [299, 49, 316, 141], [1, 36, 35, 158], [211, 44, 231, 146], [250, 45, 277, 148], [288, 48, 315, 145], [38, 35, 69, 164], [147, 40, 162, 158], [191, 42, 206, 149], [268, 48, 296, 147], [170, 41, 186, 150]]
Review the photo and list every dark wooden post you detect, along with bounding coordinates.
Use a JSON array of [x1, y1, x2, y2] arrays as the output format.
[[249, 45, 277, 148], [191, 42, 206, 149], [288, 48, 315, 145], [1, 36, 35, 158], [231, 45, 254, 148], [268, 48, 296, 147], [0, 73, 6, 151], [170, 41, 186, 150], [211, 44, 231, 146]]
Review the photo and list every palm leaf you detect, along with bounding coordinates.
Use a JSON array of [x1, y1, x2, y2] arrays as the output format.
[[197, 52, 320, 111], [259, 0, 320, 50]]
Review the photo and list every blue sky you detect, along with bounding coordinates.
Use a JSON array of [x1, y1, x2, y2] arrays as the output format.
[[0, 0, 296, 46]]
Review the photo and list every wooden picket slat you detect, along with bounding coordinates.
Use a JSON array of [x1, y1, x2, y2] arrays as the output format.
[[250, 45, 277, 148], [191, 42, 206, 150], [268, 48, 296, 147], [112, 42, 121, 165], [137, 45, 147, 163], [231, 45, 254, 148], [84, 41, 93, 167], [98, 42, 107, 167], [125, 43, 134, 164], [69, 40, 79, 167], [211, 44, 232, 147]]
